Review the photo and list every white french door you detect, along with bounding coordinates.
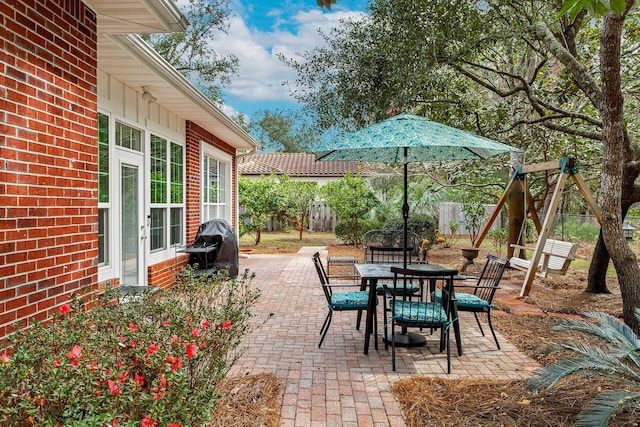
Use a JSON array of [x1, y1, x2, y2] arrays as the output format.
[[118, 151, 146, 287]]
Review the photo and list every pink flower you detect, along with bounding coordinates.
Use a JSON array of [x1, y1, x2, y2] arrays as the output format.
[[134, 374, 145, 387], [111, 419, 119, 426], [185, 343, 197, 360], [201, 320, 210, 329], [107, 380, 121, 395], [1, 353, 10, 364], [170, 335, 179, 343], [223, 321, 232, 331], [192, 328, 200, 337], [146, 344, 160, 355], [128, 323, 138, 331], [161, 320, 171, 326], [59, 304, 71, 315], [67, 345, 82, 359], [140, 417, 157, 427]]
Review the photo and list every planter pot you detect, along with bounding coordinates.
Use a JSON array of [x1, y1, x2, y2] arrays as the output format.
[[460, 247, 480, 273], [461, 247, 480, 261]]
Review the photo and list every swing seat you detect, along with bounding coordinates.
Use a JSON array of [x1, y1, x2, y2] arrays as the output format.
[[510, 239, 578, 278]]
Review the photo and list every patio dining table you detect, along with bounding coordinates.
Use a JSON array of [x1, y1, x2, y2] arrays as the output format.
[[355, 263, 461, 355]]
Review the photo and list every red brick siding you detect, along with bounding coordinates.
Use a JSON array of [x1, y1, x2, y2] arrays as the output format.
[[147, 254, 189, 290], [0, 0, 98, 343], [184, 121, 237, 243]]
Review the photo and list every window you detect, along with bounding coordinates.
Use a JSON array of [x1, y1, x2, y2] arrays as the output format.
[[203, 153, 229, 222], [150, 135, 184, 252], [98, 113, 109, 266], [115, 122, 142, 151]]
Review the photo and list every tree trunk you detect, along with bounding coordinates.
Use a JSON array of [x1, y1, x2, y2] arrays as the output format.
[[507, 180, 525, 259], [585, 232, 611, 293], [507, 152, 526, 258], [599, 11, 640, 333]]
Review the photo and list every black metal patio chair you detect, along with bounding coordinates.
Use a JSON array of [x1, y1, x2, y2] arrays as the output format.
[[312, 252, 377, 348], [386, 266, 458, 373], [432, 254, 508, 349]]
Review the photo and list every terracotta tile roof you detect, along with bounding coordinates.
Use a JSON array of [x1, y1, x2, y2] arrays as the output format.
[[238, 153, 377, 177]]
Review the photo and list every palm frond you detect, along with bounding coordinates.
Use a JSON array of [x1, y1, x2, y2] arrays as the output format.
[[575, 390, 640, 427]]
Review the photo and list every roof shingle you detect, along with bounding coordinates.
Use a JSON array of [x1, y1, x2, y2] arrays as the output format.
[[238, 153, 377, 177]]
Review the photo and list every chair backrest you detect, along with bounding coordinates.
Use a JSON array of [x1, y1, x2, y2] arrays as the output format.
[[390, 266, 453, 324], [473, 254, 509, 303], [542, 239, 578, 273], [312, 252, 332, 303], [364, 229, 420, 263]]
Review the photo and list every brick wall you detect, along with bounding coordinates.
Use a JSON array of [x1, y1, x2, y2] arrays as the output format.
[[148, 254, 188, 290], [184, 121, 237, 243], [0, 0, 98, 343]]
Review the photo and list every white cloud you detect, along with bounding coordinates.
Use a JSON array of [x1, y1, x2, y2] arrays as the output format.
[[212, 6, 366, 107]]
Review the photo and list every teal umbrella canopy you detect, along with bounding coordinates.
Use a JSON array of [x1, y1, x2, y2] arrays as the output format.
[[314, 113, 521, 163]]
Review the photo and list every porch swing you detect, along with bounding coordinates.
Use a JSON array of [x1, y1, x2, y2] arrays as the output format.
[[473, 158, 602, 297]]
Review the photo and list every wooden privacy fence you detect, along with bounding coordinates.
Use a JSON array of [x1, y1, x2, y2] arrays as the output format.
[[240, 202, 503, 234]]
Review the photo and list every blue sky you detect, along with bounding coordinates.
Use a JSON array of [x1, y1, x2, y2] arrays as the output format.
[[212, 0, 369, 119]]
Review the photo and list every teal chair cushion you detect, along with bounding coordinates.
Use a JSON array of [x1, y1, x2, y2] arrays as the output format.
[[392, 300, 448, 324], [331, 291, 369, 309], [432, 291, 489, 310], [376, 282, 421, 295]]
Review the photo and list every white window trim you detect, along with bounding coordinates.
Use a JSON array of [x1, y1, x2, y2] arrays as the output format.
[[148, 131, 186, 266], [201, 142, 232, 225]]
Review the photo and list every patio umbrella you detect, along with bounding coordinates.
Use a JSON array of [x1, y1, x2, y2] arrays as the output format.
[[314, 113, 521, 267]]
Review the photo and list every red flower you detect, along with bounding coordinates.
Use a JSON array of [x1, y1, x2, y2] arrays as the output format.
[[59, 304, 71, 315], [146, 344, 160, 355], [140, 417, 157, 427], [111, 419, 119, 426], [52, 358, 60, 369], [201, 320, 210, 329], [171, 356, 182, 372], [134, 374, 145, 387], [192, 328, 200, 337], [128, 323, 138, 331], [223, 321, 232, 331], [67, 345, 82, 359], [118, 370, 129, 383], [168, 424, 182, 427], [185, 343, 197, 360], [107, 380, 121, 395], [159, 374, 167, 388], [161, 320, 171, 326]]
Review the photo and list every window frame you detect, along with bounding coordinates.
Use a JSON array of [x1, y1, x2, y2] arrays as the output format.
[[201, 143, 232, 225]]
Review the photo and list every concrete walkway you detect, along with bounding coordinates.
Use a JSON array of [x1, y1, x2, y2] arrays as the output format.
[[228, 248, 540, 427]]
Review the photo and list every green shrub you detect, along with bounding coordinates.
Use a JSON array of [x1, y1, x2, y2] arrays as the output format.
[[0, 268, 259, 427], [382, 213, 438, 242], [335, 219, 377, 245]]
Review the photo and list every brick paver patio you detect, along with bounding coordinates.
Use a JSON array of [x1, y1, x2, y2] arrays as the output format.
[[229, 248, 540, 427]]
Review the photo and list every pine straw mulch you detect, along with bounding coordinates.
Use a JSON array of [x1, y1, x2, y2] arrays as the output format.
[[393, 313, 640, 426], [208, 373, 283, 427]]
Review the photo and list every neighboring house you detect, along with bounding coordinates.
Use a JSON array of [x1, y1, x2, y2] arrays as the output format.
[[0, 0, 261, 343], [238, 152, 377, 185], [238, 153, 377, 231]]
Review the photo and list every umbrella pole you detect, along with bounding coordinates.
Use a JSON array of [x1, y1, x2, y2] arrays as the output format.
[[403, 147, 409, 269]]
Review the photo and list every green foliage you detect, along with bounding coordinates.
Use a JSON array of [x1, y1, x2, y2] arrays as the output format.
[[142, 0, 238, 102], [322, 172, 379, 245], [0, 268, 259, 426], [238, 175, 288, 244], [526, 310, 640, 426], [459, 193, 487, 245], [382, 213, 438, 244], [334, 219, 377, 245], [488, 226, 508, 257], [248, 109, 320, 153], [279, 176, 320, 240]]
